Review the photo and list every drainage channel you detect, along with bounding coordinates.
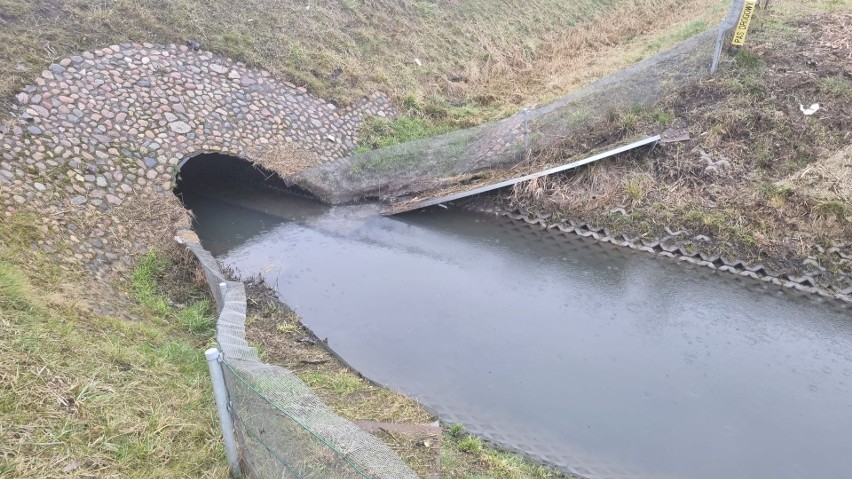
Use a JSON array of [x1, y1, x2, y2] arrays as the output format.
[[181, 182, 852, 479]]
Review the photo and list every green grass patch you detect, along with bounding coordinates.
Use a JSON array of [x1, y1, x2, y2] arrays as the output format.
[[0, 215, 225, 477], [814, 201, 848, 221], [652, 109, 674, 126], [734, 48, 764, 70], [440, 424, 557, 478], [457, 435, 484, 454], [0, 261, 31, 310], [299, 371, 364, 396], [818, 75, 852, 100], [645, 19, 710, 52], [357, 116, 453, 150], [131, 252, 217, 336], [133, 252, 171, 315]]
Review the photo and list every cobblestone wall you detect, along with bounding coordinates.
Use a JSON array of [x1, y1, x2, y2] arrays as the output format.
[[0, 43, 394, 271]]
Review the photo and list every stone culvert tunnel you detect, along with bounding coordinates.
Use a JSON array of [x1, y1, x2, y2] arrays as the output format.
[[0, 43, 395, 272]]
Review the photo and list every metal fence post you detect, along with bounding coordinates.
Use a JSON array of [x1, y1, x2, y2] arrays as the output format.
[[712, 0, 747, 73], [205, 348, 243, 478]]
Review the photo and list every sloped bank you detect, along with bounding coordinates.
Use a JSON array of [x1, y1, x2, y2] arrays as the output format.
[[498, 10, 852, 301]]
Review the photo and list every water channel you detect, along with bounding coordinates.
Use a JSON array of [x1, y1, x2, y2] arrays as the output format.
[[179, 162, 852, 479]]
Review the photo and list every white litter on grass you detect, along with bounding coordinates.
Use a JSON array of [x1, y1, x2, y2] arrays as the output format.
[[799, 103, 820, 115], [414, 58, 422, 66]]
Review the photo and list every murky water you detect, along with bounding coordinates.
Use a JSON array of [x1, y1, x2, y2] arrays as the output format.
[[185, 188, 852, 479]]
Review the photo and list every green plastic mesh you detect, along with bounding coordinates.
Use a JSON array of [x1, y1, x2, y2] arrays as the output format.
[[297, 0, 746, 206], [180, 237, 419, 479]]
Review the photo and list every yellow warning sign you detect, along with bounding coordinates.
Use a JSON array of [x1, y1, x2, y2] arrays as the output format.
[[732, 0, 757, 46]]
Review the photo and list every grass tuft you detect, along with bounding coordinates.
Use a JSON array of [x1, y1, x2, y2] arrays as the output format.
[[734, 49, 763, 70], [357, 116, 453, 150], [132, 252, 171, 316], [177, 299, 217, 334], [299, 371, 364, 396], [457, 435, 484, 454], [448, 422, 465, 438], [0, 261, 32, 311], [814, 201, 848, 221], [131, 252, 217, 336], [818, 75, 852, 100]]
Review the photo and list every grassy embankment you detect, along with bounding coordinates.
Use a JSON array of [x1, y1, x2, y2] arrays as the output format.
[[510, 1, 851, 274], [0, 213, 225, 478], [0, 0, 726, 142]]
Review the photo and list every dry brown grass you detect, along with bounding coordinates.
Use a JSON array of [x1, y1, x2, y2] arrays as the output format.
[[466, 0, 723, 107], [506, 6, 852, 269], [0, 0, 724, 127], [255, 143, 327, 177], [780, 144, 852, 204]]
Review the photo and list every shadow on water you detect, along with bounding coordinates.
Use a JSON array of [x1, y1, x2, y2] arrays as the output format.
[[176, 156, 852, 479]]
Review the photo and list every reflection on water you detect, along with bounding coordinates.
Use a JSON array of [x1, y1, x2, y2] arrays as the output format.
[[186, 188, 852, 479]]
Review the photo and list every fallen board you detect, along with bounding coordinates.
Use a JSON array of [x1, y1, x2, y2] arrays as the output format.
[[384, 134, 661, 215]]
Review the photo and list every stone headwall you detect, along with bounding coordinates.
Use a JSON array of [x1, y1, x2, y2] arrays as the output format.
[[0, 43, 395, 271]]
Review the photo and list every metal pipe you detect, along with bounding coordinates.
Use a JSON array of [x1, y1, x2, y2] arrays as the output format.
[[205, 347, 242, 478]]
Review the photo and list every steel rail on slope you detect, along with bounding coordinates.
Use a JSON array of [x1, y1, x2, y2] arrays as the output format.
[[384, 134, 661, 215]]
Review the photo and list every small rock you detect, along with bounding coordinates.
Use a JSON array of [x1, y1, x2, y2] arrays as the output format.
[[27, 126, 42, 135], [15, 92, 29, 104], [34, 182, 47, 191], [228, 70, 241, 80], [71, 195, 86, 206], [209, 63, 228, 74], [168, 121, 192, 134], [48, 63, 65, 74], [96, 176, 108, 187]]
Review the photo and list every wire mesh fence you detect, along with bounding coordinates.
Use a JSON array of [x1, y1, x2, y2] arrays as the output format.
[[179, 234, 419, 479], [298, 0, 748, 206]]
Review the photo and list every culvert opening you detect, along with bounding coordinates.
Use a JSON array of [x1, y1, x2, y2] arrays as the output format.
[[173, 153, 316, 205]]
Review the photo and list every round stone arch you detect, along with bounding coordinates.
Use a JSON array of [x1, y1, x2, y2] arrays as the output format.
[[172, 149, 324, 209]]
